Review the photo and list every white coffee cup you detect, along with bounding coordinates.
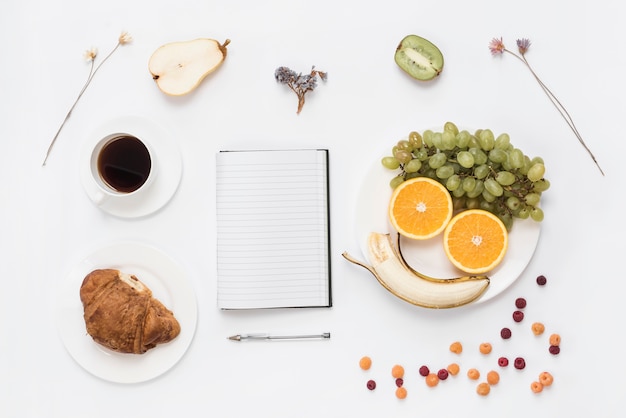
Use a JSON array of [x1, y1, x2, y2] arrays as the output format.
[[89, 133, 157, 205]]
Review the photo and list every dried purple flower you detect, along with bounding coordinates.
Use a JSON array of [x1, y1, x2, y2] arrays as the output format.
[[488, 36, 604, 175], [275, 65, 327, 114], [516, 38, 531, 55]]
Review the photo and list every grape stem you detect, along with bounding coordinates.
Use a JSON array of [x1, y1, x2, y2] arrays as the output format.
[[504, 49, 604, 176]]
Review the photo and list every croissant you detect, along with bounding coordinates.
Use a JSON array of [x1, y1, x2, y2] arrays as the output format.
[[80, 269, 181, 354]]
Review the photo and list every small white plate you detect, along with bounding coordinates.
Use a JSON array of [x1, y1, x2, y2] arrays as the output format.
[[55, 242, 197, 384], [353, 149, 541, 306], [80, 116, 183, 218]]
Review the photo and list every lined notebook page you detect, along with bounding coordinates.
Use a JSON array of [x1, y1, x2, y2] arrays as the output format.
[[216, 149, 331, 309]]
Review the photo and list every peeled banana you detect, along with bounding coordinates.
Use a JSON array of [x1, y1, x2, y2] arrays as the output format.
[[342, 232, 490, 309]]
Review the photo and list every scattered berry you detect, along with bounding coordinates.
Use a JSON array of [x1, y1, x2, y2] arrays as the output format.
[[549, 333, 561, 346], [512, 310, 524, 322], [425, 373, 439, 387], [539, 371, 554, 386], [479, 342, 493, 354], [498, 357, 509, 367], [536, 275, 547, 286], [449, 341, 463, 354], [549, 345, 561, 355], [476, 382, 491, 396], [467, 368, 480, 380], [531, 381, 543, 393], [531, 322, 545, 336], [514, 357, 526, 370], [395, 386, 407, 399], [437, 368, 449, 380], [500, 327, 512, 339], [366, 380, 376, 390], [487, 370, 500, 385], [395, 378, 404, 387], [447, 363, 460, 376], [359, 356, 372, 370], [391, 364, 404, 378], [418, 365, 430, 377], [515, 297, 527, 309]]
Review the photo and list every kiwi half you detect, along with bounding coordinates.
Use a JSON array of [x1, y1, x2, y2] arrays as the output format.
[[394, 35, 444, 81]]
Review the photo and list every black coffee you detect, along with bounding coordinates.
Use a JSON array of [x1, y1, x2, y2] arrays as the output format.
[[97, 135, 151, 193]]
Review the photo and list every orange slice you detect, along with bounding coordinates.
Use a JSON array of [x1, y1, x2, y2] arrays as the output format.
[[443, 209, 508, 274], [389, 177, 453, 240]]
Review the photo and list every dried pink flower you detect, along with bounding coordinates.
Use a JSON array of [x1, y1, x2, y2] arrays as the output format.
[[488, 37, 505, 55], [488, 36, 604, 175]]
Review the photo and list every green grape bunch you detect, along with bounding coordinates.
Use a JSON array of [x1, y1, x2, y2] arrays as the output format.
[[381, 122, 549, 231]]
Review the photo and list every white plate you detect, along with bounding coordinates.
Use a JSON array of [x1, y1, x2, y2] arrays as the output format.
[[80, 115, 183, 218], [55, 242, 197, 383], [354, 149, 541, 306]]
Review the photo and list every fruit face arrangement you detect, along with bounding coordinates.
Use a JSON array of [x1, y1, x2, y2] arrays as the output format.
[[341, 122, 547, 308]]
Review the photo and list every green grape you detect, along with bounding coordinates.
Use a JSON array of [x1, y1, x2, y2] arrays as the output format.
[[431, 132, 444, 150], [484, 178, 504, 196], [495, 133, 510, 150], [469, 148, 488, 165], [390, 176, 404, 189], [441, 131, 456, 150], [519, 156, 532, 175], [530, 156, 544, 165], [466, 197, 481, 209], [404, 158, 422, 173], [381, 156, 400, 170], [394, 149, 412, 164], [524, 192, 541, 207], [482, 188, 496, 203], [446, 174, 461, 191], [517, 206, 530, 219], [462, 176, 476, 193], [414, 148, 429, 161], [397, 139, 412, 151], [498, 213, 514, 231], [444, 121, 459, 135], [456, 150, 475, 168], [527, 163, 545, 182], [508, 148, 524, 169], [474, 164, 490, 179], [478, 129, 495, 151], [495, 171, 516, 186], [452, 186, 466, 198], [428, 152, 447, 169], [423, 130, 434, 147], [467, 135, 481, 149], [452, 196, 466, 210], [533, 179, 551, 193], [455, 130, 471, 148], [480, 200, 495, 213], [409, 131, 423, 148], [506, 196, 521, 211], [530, 207, 544, 222], [466, 179, 484, 198], [436, 164, 455, 179], [488, 148, 508, 164]]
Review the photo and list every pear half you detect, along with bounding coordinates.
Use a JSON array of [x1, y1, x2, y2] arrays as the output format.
[[149, 38, 230, 96]]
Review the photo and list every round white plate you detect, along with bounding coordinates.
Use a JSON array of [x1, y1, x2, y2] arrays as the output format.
[[55, 242, 197, 383], [354, 150, 541, 306], [80, 115, 183, 218]]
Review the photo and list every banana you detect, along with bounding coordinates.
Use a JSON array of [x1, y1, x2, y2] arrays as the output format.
[[342, 232, 490, 309]]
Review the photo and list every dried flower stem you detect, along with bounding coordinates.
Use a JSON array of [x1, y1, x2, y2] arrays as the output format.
[[275, 66, 327, 114], [490, 37, 604, 176], [42, 32, 131, 166]]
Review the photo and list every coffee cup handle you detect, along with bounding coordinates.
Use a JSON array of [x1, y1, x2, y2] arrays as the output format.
[[93, 190, 108, 206]]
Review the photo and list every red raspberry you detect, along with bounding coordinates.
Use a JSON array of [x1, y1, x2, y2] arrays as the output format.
[[437, 369, 449, 380], [367, 380, 376, 390], [549, 345, 561, 355], [419, 365, 430, 377], [395, 378, 404, 387], [515, 297, 527, 309], [513, 357, 526, 370], [536, 275, 547, 285], [498, 357, 509, 367]]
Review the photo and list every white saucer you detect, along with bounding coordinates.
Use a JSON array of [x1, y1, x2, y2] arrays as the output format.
[[55, 242, 198, 384], [80, 116, 183, 218]]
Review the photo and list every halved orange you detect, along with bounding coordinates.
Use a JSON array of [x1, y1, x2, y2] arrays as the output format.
[[389, 177, 453, 240], [443, 209, 509, 274]]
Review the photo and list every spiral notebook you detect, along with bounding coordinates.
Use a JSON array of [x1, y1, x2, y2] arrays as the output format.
[[216, 149, 332, 309]]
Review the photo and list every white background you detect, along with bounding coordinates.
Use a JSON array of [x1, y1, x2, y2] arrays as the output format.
[[2, 0, 625, 417]]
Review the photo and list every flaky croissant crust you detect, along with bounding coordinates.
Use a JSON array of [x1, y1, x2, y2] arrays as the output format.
[[80, 269, 181, 354]]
